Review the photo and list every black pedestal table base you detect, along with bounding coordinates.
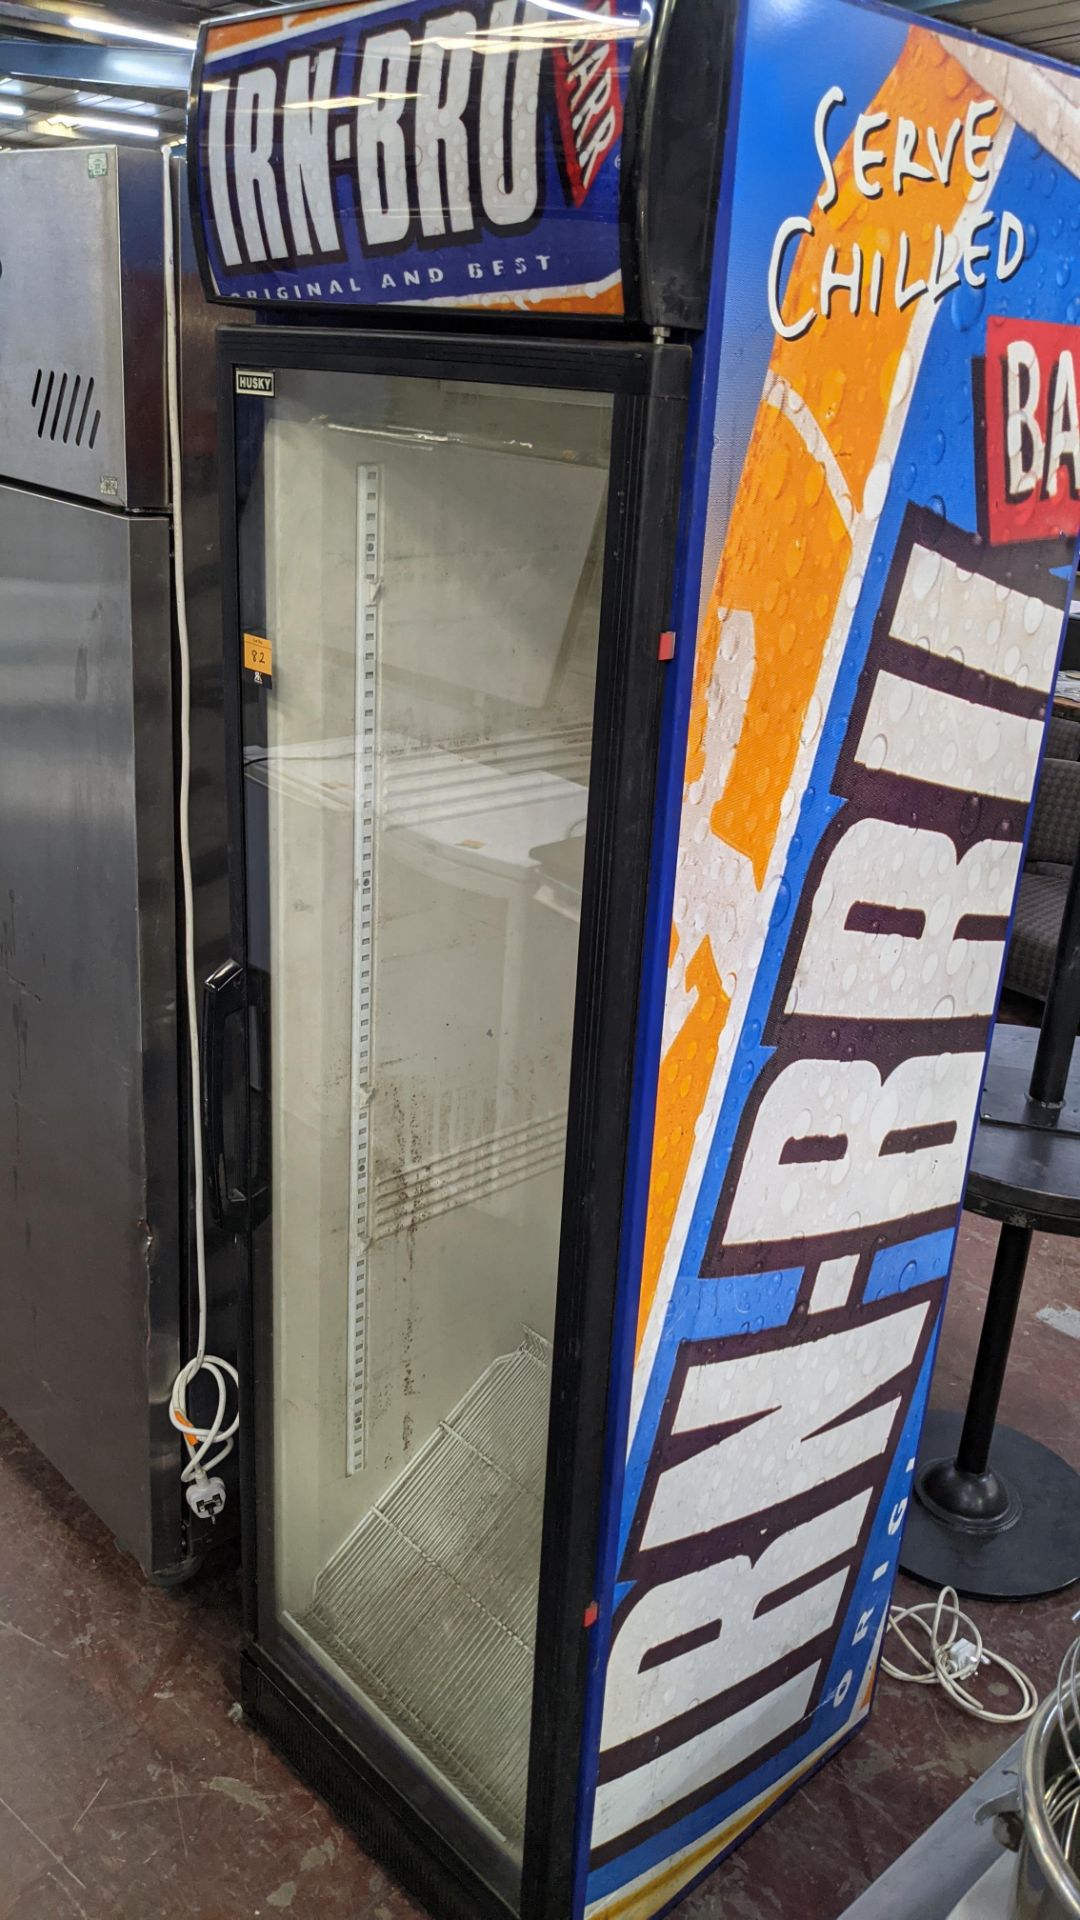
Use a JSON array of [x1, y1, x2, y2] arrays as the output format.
[[899, 1026, 1080, 1600], [903, 1410, 1080, 1599]]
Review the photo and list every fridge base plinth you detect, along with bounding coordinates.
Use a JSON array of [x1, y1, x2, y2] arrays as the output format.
[[296, 1331, 550, 1847]]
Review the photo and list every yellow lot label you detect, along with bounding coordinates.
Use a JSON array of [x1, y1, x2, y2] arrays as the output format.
[[243, 632, 272, 678]]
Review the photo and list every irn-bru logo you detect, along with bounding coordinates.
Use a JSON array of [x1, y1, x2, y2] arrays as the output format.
[[199, 0, 624, 279], [594, 504, 1065, 1870], [982, 315, 1080, 544]]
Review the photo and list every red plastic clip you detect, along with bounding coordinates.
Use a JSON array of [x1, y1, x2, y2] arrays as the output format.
[[658, 630, 676, 661]]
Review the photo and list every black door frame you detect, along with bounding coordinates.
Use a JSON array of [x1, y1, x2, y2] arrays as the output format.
[[214, 324, 690, 1920]]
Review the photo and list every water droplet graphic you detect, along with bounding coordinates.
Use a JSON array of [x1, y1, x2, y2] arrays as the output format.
[[910, 545, 940, 601], [959, 793, 982, 841], [771, 878, 792, 928], [801, 694, 824, 746], [950, 280, 985, 332], [863, 457, 892, 520], [890, 349, 914, 409]]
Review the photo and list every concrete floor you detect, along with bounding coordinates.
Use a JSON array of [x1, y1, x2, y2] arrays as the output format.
[[1, 1211, 1078, 1920]]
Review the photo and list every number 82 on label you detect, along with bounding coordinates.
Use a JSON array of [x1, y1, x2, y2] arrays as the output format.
[[243, 632, 273, 686]]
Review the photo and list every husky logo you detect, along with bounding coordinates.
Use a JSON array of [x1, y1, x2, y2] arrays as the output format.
[[235, 370, 275, 395], [200, 0, 623, 277]]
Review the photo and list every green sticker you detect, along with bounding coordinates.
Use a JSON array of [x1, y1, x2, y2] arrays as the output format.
[[87, 151, 108, 179]]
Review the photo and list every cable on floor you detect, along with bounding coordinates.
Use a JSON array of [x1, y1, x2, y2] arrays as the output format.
[[161, 142, 239, 1521], [883, 1585, 1039, 1725]]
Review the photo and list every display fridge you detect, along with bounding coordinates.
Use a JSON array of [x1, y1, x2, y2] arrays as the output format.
[[188, 0, 1080, 1915]]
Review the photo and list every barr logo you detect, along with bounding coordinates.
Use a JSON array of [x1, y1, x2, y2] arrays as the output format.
[[980, 314, 1080, 544], [235, 370, 275, 396], [552, 0, 624, 206]]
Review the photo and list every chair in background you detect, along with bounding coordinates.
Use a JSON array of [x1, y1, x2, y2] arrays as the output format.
[[1006, 751, 1080, 1004]]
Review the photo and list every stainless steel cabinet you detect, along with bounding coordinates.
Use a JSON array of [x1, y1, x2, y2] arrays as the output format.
[[0, 487, 178, 1570], [0, 144, 235, 1580]]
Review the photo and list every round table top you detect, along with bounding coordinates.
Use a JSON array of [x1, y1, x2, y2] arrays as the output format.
[[966, 1023, 1080, 1233]]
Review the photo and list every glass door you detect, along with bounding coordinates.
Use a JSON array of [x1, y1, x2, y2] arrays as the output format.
[[234, 356, 618, 1892]]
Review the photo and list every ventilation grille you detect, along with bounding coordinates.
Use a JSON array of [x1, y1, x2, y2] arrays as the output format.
[[30, 367, 101, 449], [301, 1330, 551, 1844]]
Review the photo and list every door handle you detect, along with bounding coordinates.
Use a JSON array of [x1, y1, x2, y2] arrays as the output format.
[[247, 964, 271, 1230], [201, 959, 247, 1226]]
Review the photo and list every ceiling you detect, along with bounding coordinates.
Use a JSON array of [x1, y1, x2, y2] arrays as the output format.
[[0, 0, 1076, 153], [0, 0, 246, 148], [921, 0, 1080, 65]]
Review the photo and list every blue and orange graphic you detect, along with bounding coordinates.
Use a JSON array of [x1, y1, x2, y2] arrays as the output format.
[[579, 5, 1080, 1916]]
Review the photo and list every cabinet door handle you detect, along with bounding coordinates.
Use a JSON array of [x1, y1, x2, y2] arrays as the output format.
[[201, 959, 246, 1226]]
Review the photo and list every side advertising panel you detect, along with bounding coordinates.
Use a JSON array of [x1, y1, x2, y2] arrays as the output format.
[[583, 3, 1080, 1915]]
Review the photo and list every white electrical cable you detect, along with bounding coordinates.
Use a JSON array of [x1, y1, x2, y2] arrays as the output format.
[[883, 1585, 1039, 1725], [161, 144, 239, 1514]]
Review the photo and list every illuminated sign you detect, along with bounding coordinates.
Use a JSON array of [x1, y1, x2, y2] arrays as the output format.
[[191, 0, 637, 313]]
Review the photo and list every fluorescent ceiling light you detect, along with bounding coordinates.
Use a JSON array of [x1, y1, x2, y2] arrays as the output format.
[[0, 101, 25, 119], [58, 112, 162, 138], [67, 13, 196, 51]]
